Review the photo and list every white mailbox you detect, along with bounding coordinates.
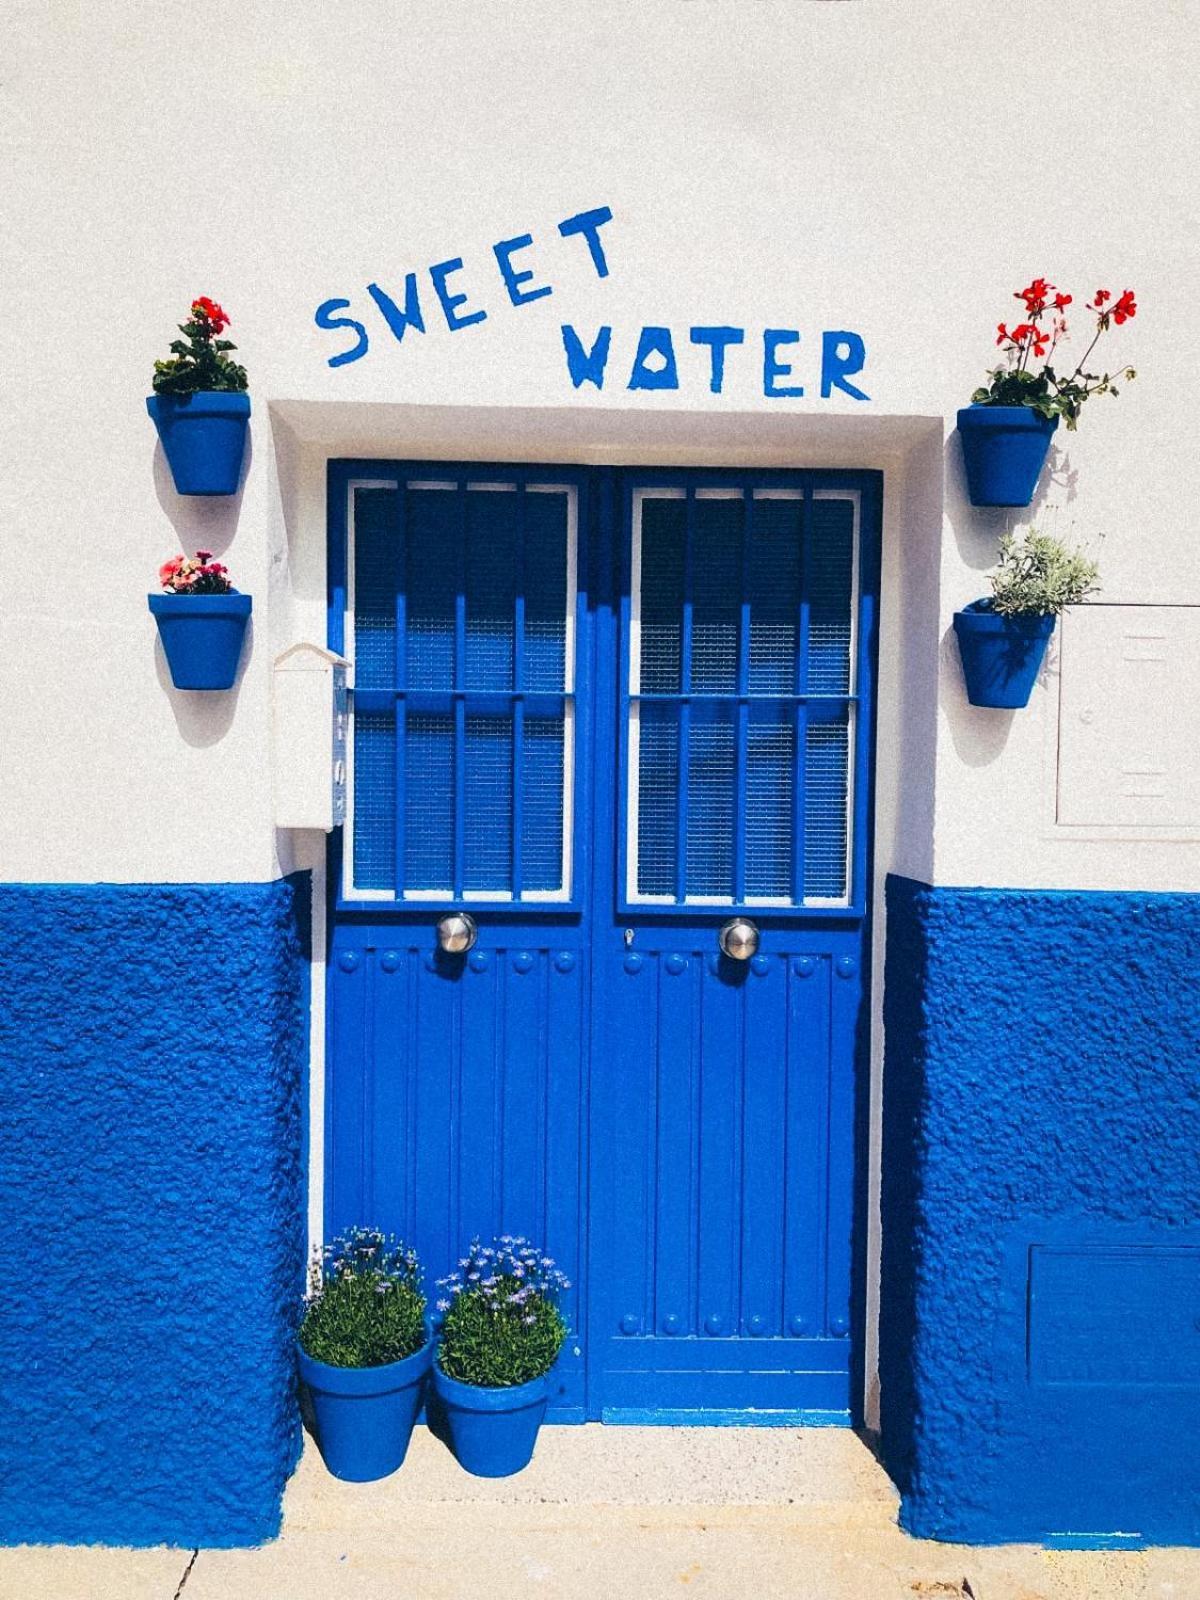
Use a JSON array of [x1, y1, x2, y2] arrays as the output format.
[[272, 643, 350, 831]]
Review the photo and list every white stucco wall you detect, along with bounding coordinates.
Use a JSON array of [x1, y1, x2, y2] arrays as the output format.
[[2, 0, 1196, 890]]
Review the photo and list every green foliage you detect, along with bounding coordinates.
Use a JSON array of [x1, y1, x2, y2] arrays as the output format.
[[298, 1228, 427, 1369], [971, 362, 1136, 431], [439, 1281, 567, 1388], [988, 530, 1100, 617], [152, 297, 248, 396], [436, 1237, 570, 1388]]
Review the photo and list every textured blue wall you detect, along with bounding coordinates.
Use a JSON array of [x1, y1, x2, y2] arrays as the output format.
[[0, 877, 309, 1548], [880, 875, 1200, 1547]]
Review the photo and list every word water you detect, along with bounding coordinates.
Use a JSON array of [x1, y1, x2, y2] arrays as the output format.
[[561, 325, 870, 401], [315, 206, 613, 368]]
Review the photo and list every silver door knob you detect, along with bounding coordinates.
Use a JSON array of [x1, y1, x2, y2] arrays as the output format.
[[719, 918, 759, 961], [437, 912, 477, 954]]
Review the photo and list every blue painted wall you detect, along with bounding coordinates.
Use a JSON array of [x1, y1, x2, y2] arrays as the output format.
[[880, 875, 1200, 1547], [0, 876, 309, 1548]]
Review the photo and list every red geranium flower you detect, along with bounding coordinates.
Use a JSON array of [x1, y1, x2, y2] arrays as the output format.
[[1053, 293, 1072, 310], [190, 296, 229, 334], [1092, 289, 1111, 306], [1017, 277, 1053, 313], [1112, 289, 1137, 324]]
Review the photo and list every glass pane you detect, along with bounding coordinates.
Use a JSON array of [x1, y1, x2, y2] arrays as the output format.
[[638, 496, 685, 693], [522, 714, 566, 893], [808, 498, 854, 694], [635, 702, 679, 896], [353, 488, 399, 691], [748, 496, 802, 694], [352, 711, 395, 890], [746, 707, 794, 898], [690, 497, 742, 694], [465, 490, 516, 690], [405, 487, 458, 690], [804, 713, 850, 900], [404, 712, 454, 889], [685, 703, 735, 898], [464, 713, 513, 891], [524, 491, 570, 691]]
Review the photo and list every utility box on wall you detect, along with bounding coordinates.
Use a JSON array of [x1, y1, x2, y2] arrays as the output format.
[[272, 643, 349, 831], [1057, 605, 1200, 831]]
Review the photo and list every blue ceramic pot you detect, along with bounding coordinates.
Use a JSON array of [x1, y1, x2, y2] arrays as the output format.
[[433, 1365, 550, 1478], [148, 591, 252, 690], [957, 404, 1057, 507], [297, 1336, 433, 1483], [953, 603, 1055, 709], [147, 390, 250, 496]]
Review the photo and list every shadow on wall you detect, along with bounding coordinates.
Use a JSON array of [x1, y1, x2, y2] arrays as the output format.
[[944, 427, 1078, 573], [152, 621, 250, 747], [151, 430, 252, 557]]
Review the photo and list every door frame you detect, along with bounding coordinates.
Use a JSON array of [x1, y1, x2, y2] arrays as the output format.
[[324, 456, 883, 1425]]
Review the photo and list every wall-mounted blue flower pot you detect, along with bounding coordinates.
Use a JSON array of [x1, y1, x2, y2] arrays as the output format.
[[297, 1337, 432, 1483], [956, 404, 1057, 507], [147, 390, 250, 496], [432, 1365, 550, 1478], [148, 591, 252, 690], [953, 603, 1055, 709]]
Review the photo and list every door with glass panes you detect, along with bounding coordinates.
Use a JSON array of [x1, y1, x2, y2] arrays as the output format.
[[327, 461, 879, 1422]]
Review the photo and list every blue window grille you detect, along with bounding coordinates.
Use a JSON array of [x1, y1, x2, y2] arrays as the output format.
[[625, 482, 863, 909], [344, 473, 578, 904]]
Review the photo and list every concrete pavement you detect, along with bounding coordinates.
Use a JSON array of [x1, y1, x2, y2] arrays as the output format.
[[2, 1426, 1197, 1599]]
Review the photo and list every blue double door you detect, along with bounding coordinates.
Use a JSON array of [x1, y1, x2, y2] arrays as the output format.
[[327, 461, 880, 1422]]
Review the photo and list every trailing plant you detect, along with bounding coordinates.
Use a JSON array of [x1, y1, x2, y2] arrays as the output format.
[[299, 1227, 426, 1369], [158, 550, 235, 595], [985, 530, 1100, 617], [973, 278, 1136, 429], [436, 1236, 570, 1388], [152, 296, 248, 396]]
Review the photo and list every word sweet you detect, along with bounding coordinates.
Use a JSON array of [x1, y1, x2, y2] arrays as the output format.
[[314, 206, 614, 368]]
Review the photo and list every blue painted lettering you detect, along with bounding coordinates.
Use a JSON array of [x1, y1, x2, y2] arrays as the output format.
[[367, 276, 425, 343], [689, 326, 745, 394], [763, 329, 804, 398], [493, 234, 552, 307], [561, 325, 612, 389], [314, 299, 369, 368], [429, 257, 488, 331], [821, 331, 870, 400], [557, 206, 614, 279], [628, 326, 679, 391]]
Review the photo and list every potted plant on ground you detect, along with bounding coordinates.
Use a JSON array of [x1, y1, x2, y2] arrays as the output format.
[[297, 1228, 432, 1483], [958, 279, 1137, 506], [147, 295, 250, 495], [433, 1236, 570, 1478], [148, 551, 252, 690], [954, 530, 1100, 709]]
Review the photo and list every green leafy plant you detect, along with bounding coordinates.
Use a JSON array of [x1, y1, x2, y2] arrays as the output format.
[[152, 295, 248, 396], [986, 530, 1100, 617], [436, 1236, 569, 1388], [299, 1228, 427, 1369], [973, 279, 1136, 429]]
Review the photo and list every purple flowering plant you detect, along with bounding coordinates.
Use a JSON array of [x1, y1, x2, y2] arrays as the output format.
[[298, 1226, 427, 1369], [435, 1235, 570, 1389]]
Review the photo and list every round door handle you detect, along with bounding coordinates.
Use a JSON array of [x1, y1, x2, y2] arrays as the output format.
[[437, 912, 478, 955], [719, 918, 760, 961]]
